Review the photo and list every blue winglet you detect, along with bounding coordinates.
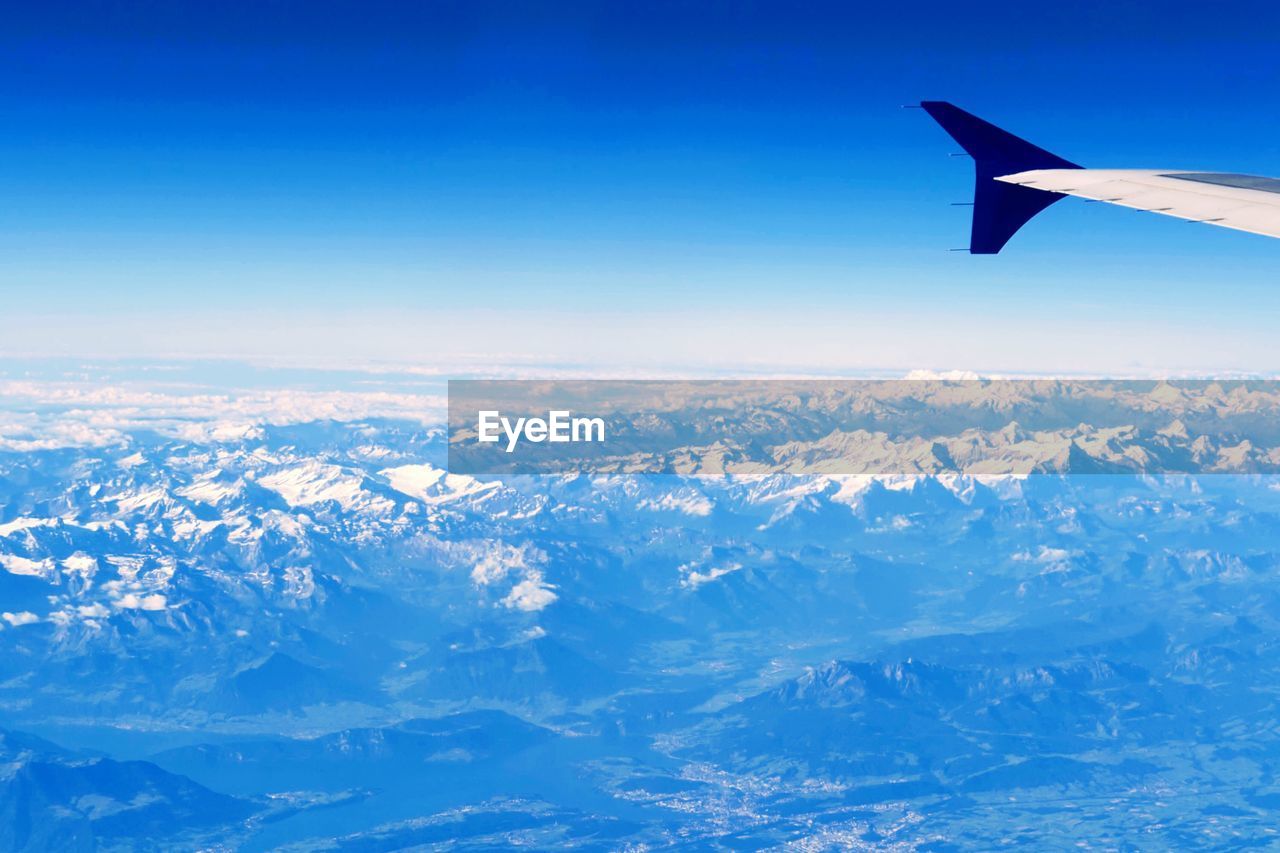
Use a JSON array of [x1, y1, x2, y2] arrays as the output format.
[[921, 102, 1082, 254]]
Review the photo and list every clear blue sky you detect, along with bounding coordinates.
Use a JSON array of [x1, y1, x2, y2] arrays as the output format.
[[2, 1, 1280, 372]]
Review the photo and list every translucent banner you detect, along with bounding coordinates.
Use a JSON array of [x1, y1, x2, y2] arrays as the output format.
[[447, 379, 1280, 476]]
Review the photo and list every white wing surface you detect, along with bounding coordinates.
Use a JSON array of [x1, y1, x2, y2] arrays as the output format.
[[996, 169, 1280, 240]]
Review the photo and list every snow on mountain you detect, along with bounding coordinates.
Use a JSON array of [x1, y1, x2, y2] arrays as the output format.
[[0, 554, 55, 580], [381, 463, 499, 505], [637, 490, 715, 516], [175, 470, 245, 506], [258, 461, 396, 516]]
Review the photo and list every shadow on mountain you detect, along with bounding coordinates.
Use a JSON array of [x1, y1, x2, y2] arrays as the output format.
[[210, 652, 376, 715], [0, 727, 255, 851]]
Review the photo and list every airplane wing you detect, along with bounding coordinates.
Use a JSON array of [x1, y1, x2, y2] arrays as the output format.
[[920, 101, 1280, 253], [995, 169, 1280, 240]]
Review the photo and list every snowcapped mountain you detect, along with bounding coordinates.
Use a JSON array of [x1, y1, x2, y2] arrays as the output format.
[[5, 379, 1280, 846]]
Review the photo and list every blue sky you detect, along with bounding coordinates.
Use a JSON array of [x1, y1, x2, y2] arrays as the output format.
[[3, 1, 1280, 372]]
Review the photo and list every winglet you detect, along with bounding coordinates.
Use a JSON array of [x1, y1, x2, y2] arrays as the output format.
[[920, 102, 1081, 253]]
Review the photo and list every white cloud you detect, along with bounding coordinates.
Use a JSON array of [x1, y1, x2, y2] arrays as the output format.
[[1012, 546, 1075, 564], [113, 593, 168, 611], [502, 577, 558, 612], [458, 542, 558, 612], [470, 543, 543, 586], [903, 369, 984, 380], [2, 611, 39, 627], [679, 561, 743, 589], [0, 379, 447, 451]]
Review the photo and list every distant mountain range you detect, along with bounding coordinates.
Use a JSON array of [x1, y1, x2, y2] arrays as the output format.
[[450, 379, 1280, 475]]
